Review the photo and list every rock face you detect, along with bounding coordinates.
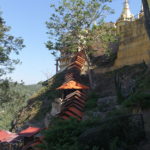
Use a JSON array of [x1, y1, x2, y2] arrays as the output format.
[[50, 98, 63, 116], [44, 98, 63, 128], [143, 109, 150, 140], [83, 96, 118, 120], [93, 63, 147, 98], [97, 96, 118, 112], [44, 112, 52, 128], [84, 64, 148, 123]]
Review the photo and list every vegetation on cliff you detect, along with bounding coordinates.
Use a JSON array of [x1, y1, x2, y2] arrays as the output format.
[[12, 70, 66, 131], [46, 0, 115, 55], [11, 63, 149, 150], [123, 69, 150, 109], [0, 1, 150, 149], [0, 81, 42, 130], [0, 13, 26, 130], [40, 106, 144, 150], [46, 0, 118, 88], [38, 63, 149, 150]]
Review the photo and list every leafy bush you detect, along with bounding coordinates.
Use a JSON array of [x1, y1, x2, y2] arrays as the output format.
[[0, 80, 42, 130], [41, 114, 145, 150], [79, 115, 145, 150], [42, 118, 103, 150], [123, 92, 150, 109], [123, 69, 150, 109]]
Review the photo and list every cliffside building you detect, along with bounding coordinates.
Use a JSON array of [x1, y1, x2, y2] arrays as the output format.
[[114, 0, 150, 69], [58, 0, 150, 73]]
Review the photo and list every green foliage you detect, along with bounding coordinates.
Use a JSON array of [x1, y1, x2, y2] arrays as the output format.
[[46, 0, 115, 56], [0, 15, 25, 76], [87, 24, 118, 55], [79, 115, 145, 150], [123, 92, 150, 109], [114, 64, 148, 106], [12, 71, 66, 129], [42, 114, 144, 150], [0, 80, 42, 130], [43, 119, 82, 150], [42, 118, 103, 150], [122, 68, 150, 109], [46, 0, 117, 89]]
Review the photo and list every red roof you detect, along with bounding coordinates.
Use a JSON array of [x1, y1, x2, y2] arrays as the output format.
[[0, 130, 19, 143], [19, 127, 41, 137], [57, 80, 89, 90]]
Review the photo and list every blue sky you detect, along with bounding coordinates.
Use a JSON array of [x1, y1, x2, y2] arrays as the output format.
[[0, 0, 142, 84]]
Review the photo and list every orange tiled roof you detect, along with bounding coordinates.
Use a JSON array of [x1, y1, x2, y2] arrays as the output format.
[[19, 127, 41, 137], [57, 80, 89, 90], [0, 130, 19, 143]]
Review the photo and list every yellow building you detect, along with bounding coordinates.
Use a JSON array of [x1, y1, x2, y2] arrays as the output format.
[[114, 0, 150, 69]]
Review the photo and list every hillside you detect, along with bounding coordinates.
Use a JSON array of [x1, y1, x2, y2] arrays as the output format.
[[12, 71, 66, 131], [12, 63, 150, 149], [0, 82, 42, 130]]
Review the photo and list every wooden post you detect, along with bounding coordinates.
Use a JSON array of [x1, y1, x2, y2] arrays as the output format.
[[56, 59, 59, 73]]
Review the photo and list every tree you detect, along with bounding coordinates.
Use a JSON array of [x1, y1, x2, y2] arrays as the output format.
[[46, 0, 117, 88], [0, 13, 25, 105], [142, 0, 150, 38], [0, 14, 25, 77]]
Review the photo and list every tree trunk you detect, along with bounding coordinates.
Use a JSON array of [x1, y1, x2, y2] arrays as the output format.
[[142, 0, 150, 38], [84, 50, 94, 89], [56, 59, 59, 73]]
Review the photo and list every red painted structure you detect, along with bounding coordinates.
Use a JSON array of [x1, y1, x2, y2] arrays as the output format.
[[0, 127, 42, 150], [57, 80, 89, 90], [56, 50, 89, 120], [19, 127, 41, 137], [0, 51, 89, 149], [0, 130, 19, 143]]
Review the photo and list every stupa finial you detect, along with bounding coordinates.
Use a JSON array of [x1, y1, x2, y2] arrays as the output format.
[[118, 0, 134, 22]]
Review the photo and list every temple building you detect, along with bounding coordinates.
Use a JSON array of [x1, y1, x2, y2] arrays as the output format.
[[57, 33, 87, 72], [114, 0, 150, 70], [57, 0, 150, 72], [57, 51, 74, 72], [117, 0, 134, 23]]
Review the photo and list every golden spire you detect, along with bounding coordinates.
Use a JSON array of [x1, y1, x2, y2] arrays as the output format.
[[118, 0, 134, 22]]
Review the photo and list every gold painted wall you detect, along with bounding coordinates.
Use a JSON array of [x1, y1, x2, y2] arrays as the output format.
[[60, 16, 150, 74], [114, 17, 150, 68], [94, 17, 150, 74]]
